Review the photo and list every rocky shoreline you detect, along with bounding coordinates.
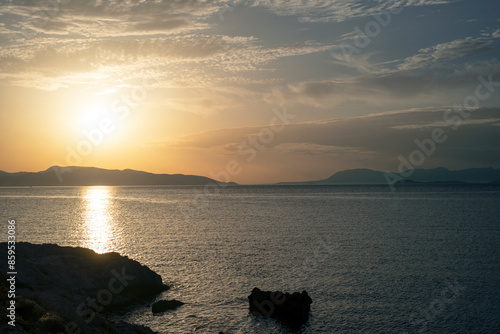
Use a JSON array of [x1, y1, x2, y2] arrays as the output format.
[[0, 243, 313, 333], [0, 242, 168, 333]]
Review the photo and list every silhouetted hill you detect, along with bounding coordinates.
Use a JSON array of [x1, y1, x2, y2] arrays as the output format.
[[276, 167, 500, 185], [0, 166, 236, 186]]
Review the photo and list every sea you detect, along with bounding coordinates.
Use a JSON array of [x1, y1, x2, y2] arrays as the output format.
[[1, 184, 499, 333]]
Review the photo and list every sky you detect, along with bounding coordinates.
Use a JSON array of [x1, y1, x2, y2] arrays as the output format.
[[0, 0, 499, 184]]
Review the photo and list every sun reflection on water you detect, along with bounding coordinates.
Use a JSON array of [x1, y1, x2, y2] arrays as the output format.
[[82, 186, 115, 254]]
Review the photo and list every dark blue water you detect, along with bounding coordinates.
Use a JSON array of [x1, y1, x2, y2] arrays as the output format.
[[1, 184, 499, 333]]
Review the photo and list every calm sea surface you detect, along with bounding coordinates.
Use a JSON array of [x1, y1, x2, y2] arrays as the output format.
[[1, 185, 499, 333]]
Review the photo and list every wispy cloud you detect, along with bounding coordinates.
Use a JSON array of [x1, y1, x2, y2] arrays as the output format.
[[250, 0, 459, 23], [398, 36, 497, 70], [174, 107, 499, 150], [0, 32, 334, 89], [277, 59, 500, 109]]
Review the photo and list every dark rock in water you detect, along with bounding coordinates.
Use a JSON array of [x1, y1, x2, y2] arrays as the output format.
[[248, 287, 312, 326], [152, 300, 184, 314], [0, 242, 168, 333]]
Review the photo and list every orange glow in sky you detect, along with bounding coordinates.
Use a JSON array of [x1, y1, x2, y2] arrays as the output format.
[[1, 1, 499, 183]]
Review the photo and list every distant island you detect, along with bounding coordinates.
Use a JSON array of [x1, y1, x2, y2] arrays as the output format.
[[276, 167, 500, 185], [0, 166, 237, 187], [1, 166, 499, 187]]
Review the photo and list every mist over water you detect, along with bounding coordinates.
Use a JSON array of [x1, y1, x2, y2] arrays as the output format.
[[1, 185, 499, 333]]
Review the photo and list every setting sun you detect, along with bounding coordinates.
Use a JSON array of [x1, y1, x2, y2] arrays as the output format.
[[79, 104, 111, 129]]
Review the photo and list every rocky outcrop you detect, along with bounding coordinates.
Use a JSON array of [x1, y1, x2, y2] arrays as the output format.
[[151, 300, 184, 314], [248, 287, 312, 326], [0, 242, 169, 333]]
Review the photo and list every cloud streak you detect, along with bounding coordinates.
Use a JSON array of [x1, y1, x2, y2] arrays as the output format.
[[250, 0, 459, 23], [173, 107, 500, 161], [398, 36, 497, 71]]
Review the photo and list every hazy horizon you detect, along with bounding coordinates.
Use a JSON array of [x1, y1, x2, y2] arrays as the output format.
[[1, 165, 500, 187]]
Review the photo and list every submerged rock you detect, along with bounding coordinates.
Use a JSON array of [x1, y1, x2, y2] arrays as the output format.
[[248, 287, 312, 326], [0, 242, 169, 333], [152, 300, 184, 314]]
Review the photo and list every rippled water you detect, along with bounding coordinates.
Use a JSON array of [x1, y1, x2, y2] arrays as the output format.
[[1, 185, 499, 333]]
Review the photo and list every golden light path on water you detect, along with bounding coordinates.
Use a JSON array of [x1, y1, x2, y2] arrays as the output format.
[[82, 186, 115, 254]]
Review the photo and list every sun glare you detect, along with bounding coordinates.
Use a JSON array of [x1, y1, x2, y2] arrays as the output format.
[[82, 186, 115, 254], [79, 103, 114, 130], [71, 97, 129, 150], [81, 105, 106, 128]]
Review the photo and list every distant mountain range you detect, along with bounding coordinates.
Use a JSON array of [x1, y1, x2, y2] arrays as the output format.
[[0, 166, 235, 186], [1, 166, 499, 187], [276, 167, 500, 185]]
